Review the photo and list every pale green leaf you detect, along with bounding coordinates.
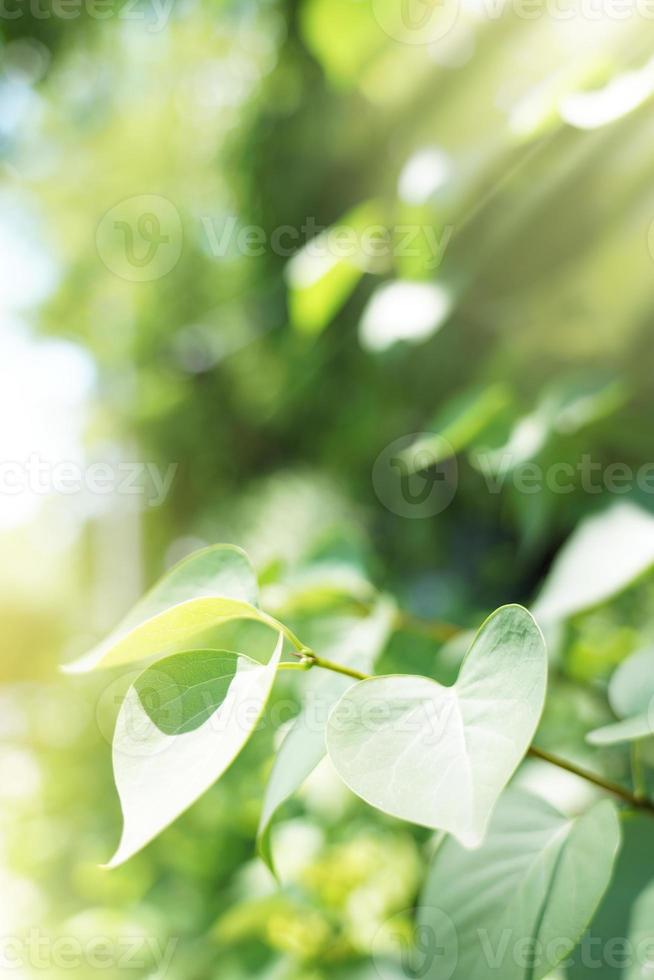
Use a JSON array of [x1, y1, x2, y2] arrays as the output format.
[[415, 789, 620, 980], [587, 646, 654, 746], [257, 599, 395, 873], [326, 605, 547, 847], [107, 636, 283, 867], [532, 503, 654, 624], [262, 559, 377, 618], [609, 647, 654, 718], [587, 714, 653, 746], [65, 544, 291, 672]]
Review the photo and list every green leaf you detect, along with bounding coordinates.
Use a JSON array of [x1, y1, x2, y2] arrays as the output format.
[[415, 789, 620, 980], [587, 647, 654, 746], [262, 558, 377, 618], [565, 811, 654, 980], [622, 881, 654, 980], [286, 200, 384, 336], [64, 544, 292, 672], [134, 650, 242, 735], [471, 371, 625, 476], [532, 503, 654, 624], [107, 636, 283, 867], [257, 599, 394, 874], [546, 371, 626, 435], [402, 383, 512, 471], [326, 604, 547, 847]]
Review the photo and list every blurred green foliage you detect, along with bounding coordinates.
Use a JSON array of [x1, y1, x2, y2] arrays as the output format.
[[4, 2, 654, 978]]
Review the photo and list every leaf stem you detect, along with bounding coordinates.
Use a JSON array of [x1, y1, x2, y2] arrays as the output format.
[[528, 745, 654, 814], [308, 654, 369, 681], [290, 647, 370, 681]]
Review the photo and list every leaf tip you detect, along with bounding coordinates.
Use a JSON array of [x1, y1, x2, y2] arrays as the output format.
[[102, 834, 138, 870]]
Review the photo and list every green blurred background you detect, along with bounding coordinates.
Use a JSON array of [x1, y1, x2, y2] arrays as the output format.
[[3, 3, 654, 978]]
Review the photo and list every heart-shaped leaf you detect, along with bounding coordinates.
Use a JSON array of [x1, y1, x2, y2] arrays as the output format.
[[416, 788, 620, 980], [65, 544, 292, 673], [587, 646, 654, 746], [107, 635, 282, 866], [326, 604, 546, 847]]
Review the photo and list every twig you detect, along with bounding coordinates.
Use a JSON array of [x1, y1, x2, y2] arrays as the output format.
[[528, 745, 654, 815]]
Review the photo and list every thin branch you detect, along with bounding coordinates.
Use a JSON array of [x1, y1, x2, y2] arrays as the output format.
[[528, 745, 654, 815]]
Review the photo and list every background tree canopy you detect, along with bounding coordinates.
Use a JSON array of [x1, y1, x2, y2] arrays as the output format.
[[3, 3, 654, 979]]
